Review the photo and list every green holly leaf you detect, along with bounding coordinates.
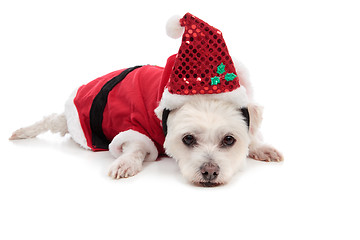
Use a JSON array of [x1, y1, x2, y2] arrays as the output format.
[[217, 63, 226, 75], [225, 73, 237, 81], [211, 76, 221, 85]]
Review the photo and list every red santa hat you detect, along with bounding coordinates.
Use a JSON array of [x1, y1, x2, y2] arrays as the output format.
[[156, 13, 249, 119]]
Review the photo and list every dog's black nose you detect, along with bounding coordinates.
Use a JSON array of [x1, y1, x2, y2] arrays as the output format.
[[200, 162, 220, 181]]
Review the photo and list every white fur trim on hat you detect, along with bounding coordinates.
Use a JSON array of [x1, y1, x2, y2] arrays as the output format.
[[155, 86, 249, 119], [233, 58, 254, 101]]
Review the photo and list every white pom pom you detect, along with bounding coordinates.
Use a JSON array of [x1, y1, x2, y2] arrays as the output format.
[[166, 15, 184, 39]]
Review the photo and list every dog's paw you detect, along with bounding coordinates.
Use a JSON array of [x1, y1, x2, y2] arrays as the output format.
[[249, 145, 284, 162], [108, 156, 143, 179]]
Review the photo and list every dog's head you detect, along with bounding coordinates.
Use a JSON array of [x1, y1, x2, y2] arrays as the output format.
[[163, 97, 254, 187]]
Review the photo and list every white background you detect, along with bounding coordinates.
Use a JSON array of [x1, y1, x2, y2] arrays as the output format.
[[1, 0, 359, 239]]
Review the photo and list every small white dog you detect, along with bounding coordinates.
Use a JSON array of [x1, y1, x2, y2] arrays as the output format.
[[10, 13, 283, 187]]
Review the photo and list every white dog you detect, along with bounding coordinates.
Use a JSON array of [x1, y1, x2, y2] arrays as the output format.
[[9, 13, 283, 187]]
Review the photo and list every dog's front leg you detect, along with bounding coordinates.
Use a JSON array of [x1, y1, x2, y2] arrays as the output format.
[[107, 130, 158, 179], [248, 135, 283, 162], [247, 104, 284, 162]]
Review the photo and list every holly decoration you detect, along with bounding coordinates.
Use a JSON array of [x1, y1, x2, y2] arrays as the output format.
[[211, 63, 237, 85], [211, 76, 221, 85], [225, 73, 237, 81], [217, 63, 226, 74]]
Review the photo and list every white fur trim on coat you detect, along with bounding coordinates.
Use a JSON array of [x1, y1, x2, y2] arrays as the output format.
[[65, 89, 90, 150], [109, 130, 158, 161], [155, 86, 249, 119]]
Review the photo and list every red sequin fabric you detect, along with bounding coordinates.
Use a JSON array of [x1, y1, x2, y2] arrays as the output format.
[[167, 13, 240, 95]]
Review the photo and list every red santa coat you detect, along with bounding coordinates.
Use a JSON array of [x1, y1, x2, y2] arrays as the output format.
[[73, 55, 175, 153]]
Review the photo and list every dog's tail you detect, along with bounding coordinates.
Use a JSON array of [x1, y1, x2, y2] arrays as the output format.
[[9, 113, 68, 140]]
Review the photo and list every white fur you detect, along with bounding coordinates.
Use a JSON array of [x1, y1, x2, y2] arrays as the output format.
[[164, 97, 250, 186], [247, 104, 284, 162], [108, 141, 147, 179], [9, 113, 67, 140], [248, 144, 283, 162], [108, 130, 158, 179], [166, 15, 184, 39], [109, 130, 158, 162], [64, 90, 90, 150]]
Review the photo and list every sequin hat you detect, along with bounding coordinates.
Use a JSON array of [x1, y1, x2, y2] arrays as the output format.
[[155, 13, 249, 118]]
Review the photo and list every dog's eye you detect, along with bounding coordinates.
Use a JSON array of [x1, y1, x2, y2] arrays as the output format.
[[182, 134, 196, 146], [222, 136, 236, 147]]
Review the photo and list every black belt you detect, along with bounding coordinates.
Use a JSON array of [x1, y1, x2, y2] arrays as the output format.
[[89, 65, 143, 150]]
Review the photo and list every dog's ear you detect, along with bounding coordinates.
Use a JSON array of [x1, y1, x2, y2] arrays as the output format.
[[240, 108, 250, 129], [162, 109, 171, 137], [247, 104, 263, 135]]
